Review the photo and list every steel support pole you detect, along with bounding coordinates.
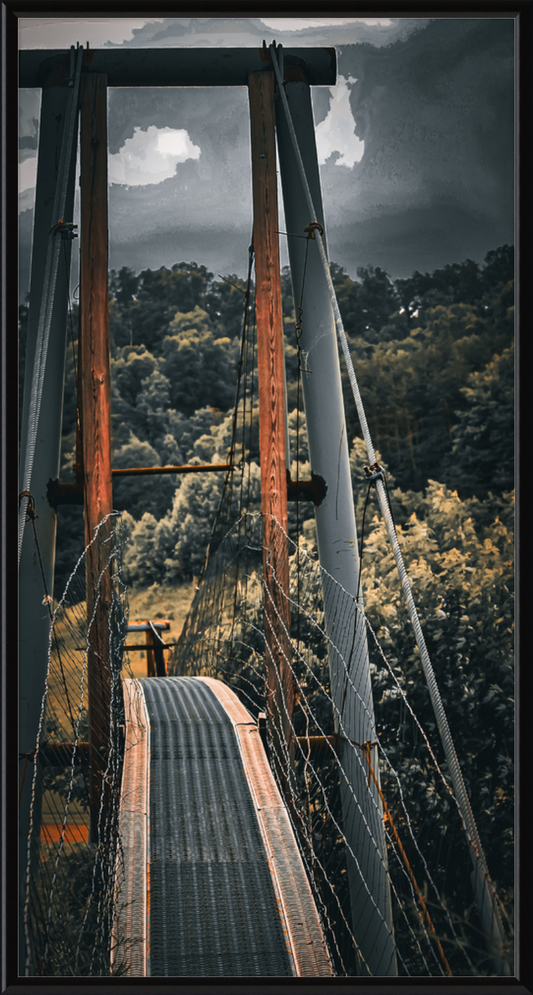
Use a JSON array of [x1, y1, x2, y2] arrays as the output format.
[[18, 85, 78, 974], [275, 80, 397, 976]]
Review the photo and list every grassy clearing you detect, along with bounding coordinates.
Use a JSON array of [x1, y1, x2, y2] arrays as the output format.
[[123, 579, 196, 679]]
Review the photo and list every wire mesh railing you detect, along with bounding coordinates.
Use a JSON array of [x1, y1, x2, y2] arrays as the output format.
[[22, 512, 133, 977], [20, 502, 513, 977], [169, 511, 513, 977]]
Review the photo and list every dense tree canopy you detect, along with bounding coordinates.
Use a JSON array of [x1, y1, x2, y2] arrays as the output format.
[[45, 248, 513, 594], [333, 249, 514, 493]]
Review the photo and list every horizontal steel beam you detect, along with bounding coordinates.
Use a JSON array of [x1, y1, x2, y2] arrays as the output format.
[[127, 621, 170, 631], [286, 470, 327, 506], [48, 465, 327, 508], [47, 464, 233, 505], [296, 734, 339, 757], [19, 47, 336, 89], [125, 643, 178, 651], [37, 742, 90, 765]]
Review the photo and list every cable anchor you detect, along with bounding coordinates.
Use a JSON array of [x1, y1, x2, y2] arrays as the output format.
[[65, 42, 82, 87], [49, 220, 78, 240], [19, 489, 36, 519], [364, 462, 384, 486], [268, 40, 284, 92], [304, 222, 324, 240]]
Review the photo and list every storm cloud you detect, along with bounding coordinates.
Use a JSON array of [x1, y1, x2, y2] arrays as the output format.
[[19, 15, 514, 295]]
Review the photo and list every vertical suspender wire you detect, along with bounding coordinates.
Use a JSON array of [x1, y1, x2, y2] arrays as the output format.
[[269, 42, 510, 976], [18, 44, 83, 565]]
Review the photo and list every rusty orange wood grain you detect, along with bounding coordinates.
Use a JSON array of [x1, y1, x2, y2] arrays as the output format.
[[79, 73, 114, 837], [249, 70, 295, 792]]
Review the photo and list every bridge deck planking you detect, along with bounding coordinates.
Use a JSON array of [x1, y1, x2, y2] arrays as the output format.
[[115, 676, 333, 976]]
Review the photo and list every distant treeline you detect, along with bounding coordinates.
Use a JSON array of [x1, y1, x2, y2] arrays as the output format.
[[110, 244, 514, 503], [18, 244, 514, 587]]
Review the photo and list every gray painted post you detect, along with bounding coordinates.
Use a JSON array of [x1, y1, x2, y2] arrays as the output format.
[[18, 85, 78, 973], [275, 81, 397, 976]]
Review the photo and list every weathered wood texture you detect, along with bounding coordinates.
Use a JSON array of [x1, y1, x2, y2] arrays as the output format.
[[248, 70, 294, 786], [146, 630, 156, 678], [79, 72, 113, 836]]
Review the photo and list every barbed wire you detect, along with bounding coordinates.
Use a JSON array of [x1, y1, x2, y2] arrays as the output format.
[[23, 512, 134, 977], [170, 511, 509, 976]]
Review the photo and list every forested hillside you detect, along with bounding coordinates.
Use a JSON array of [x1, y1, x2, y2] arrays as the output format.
[[19, 246, 514, 937], [20, 244, 512, 593]]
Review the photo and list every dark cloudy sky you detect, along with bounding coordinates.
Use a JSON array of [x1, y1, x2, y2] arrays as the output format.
[[19, 15, 514, 294]]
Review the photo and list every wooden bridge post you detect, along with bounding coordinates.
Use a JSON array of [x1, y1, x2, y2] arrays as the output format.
[[248, 70, 295, 793], [79, 72, 114, 839]]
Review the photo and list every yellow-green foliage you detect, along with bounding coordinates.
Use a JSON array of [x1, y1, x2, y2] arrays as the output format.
[[361, 480, 514, 911]]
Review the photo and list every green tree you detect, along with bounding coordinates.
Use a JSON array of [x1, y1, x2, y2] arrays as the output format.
[[111, 262, 213, 353], [341, 292, 513, 493], [443, 344, 514, 498], [332, 264, 400, 340], [162, 307, 239, 415], [109, 265, 139, 308], [205, 274, 250, 338], [123, 410, 261, 583], [480, 245, 514, 294], [112, 434, 178, 520], [360, 480, 514, 944]]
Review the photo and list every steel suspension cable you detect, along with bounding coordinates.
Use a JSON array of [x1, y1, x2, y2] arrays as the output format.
[[18, 44, 83, 565], [269, 41, 509, 975]]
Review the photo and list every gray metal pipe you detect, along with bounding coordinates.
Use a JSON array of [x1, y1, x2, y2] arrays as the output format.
[[275, 79, 396, 976], [18, 84, 78, 975]]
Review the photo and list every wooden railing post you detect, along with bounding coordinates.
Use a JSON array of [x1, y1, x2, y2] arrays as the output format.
[[248, 70, 294, 794], [79, 72, 113, 839]]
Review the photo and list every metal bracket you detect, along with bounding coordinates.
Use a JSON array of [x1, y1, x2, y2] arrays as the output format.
[[47, 478, 83, 508], [50, 220, 78, 240], [364, 462, 384, 486], [303, 221, 324, 240], [287, 469, 327, 506]]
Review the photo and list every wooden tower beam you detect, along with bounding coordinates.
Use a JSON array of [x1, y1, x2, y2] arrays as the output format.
[[248, 70, 295, 793], [79, 72, 114, 838]]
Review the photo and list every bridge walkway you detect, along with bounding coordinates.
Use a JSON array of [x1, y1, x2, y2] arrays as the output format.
[[114, 676, 334, 977]]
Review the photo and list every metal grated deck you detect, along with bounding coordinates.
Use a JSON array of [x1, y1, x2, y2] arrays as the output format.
[[115, 676, 334, 977], [143, 677, 293, 976]]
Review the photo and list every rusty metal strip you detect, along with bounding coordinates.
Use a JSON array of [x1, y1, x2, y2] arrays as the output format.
[[112, 679, 149, 977]]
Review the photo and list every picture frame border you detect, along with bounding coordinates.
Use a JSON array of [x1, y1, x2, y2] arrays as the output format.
[[2, 2, 531, 992]]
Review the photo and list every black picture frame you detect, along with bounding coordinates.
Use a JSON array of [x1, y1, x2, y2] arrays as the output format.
[[2, 2, 531, 993]]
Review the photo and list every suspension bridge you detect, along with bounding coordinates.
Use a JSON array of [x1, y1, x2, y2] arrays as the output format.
[[18, 41, 512, 979]]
